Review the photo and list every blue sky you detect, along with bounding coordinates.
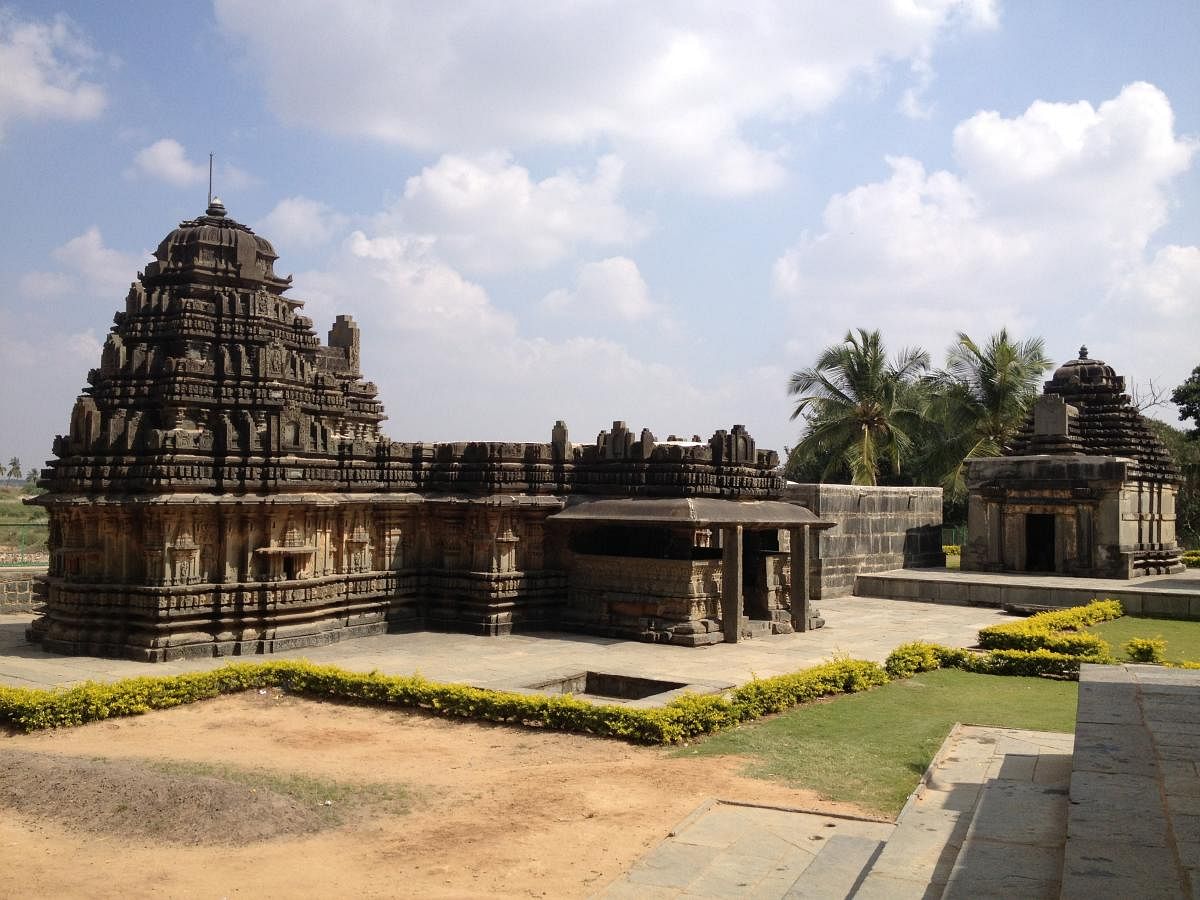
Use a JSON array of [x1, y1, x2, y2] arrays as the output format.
[[1, 1, 1197, 470]]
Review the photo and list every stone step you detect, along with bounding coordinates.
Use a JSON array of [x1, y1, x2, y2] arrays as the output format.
[[783, 834, 883, 899], [850, 724, 1073, 900], [941, 766, 1071, 898]]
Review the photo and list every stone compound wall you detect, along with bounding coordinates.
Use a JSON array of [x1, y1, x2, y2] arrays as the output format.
[[783, 485, 945, 598], [0, 566, 45, 612]]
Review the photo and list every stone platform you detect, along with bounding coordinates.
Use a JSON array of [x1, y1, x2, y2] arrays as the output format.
[[855, 568, 1200, 619], [0, 595, 1016, 693], [1062, 663, 1200, 898], [598, 724, 1076, 899], [603, 663, 1200, 897]]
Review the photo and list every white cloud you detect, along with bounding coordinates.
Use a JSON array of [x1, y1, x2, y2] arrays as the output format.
[[1114, 245, 1200, 318], [129, 138, 206, 186], [542, 257, 657, 323], [18, 270, 74, 299], [898, 57, 936, 120], [127, 138, 257, 191], [0, 312, 101, 465], [51, 227, 146, 299], [214, 0, 997, 195], [286, 227, 784, 447], [774, 82, 1199, 400], [298, 230, 515, 344], [0, 10, 106, 139], [384, 153, 645, 274], [256, 197, 350, 250]]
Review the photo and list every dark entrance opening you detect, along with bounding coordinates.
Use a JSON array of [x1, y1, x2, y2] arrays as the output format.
[[741, 530, 778, 620], [1026, 514, 1056, 572]]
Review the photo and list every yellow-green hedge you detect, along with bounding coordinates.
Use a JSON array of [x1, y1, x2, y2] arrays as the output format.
[[885, 640, 1109, 680], [886, 599, 1125, 680], [0, 600, 1139, 741], [0, 657, 888, 743], [977, 599, 1122, 657]]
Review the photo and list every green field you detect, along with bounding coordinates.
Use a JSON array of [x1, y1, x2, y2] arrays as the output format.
[[0, 484, 45, 522], [1089, 616, 1200, 664], [0, 484, 48, 558], [677, 669, 1077, 815]]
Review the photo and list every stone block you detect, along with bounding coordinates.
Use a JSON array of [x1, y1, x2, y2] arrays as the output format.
[[944, 840, 1062, 899], [1061, 838, 1183, 900]]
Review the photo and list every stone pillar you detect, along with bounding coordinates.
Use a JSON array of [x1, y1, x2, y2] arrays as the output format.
[[722, 525, 743, 644], [790, 526, 810, 632]]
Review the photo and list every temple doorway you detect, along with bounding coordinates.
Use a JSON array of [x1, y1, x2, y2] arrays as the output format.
[[1025, 514, 1056, 572]]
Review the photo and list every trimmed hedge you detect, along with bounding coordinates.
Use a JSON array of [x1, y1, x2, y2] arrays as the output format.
[[977, 599, 1122, 658], [885, 640, 1109, 681], [886, 601, 1126, 681], [0, 599, 1142, 741], [0, 657, 888, 743], [1183, 551, 1200, 569]]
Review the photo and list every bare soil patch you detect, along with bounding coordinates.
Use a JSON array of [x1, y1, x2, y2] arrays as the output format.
[[0, 689, 866, 898]]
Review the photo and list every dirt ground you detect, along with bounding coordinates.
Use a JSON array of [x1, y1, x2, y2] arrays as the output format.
[[0, 690, 867, 899]]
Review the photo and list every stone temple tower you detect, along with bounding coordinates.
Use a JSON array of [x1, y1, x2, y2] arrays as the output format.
[[31, 200, 403, 658], [29, 200, 798, 661], [963, 347, 1184, 579]]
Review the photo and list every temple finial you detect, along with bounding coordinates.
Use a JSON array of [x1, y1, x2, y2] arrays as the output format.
[[1078, 345, 1088, 360]]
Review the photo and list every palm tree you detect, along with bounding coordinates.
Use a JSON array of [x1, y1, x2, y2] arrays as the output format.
[[6, 457, 19, 480], [928, 330, 1050, 500], [788, 329, 930, 485]]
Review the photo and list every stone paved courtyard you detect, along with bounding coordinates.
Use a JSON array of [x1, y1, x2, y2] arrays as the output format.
[[0, 596, 1017, 694]]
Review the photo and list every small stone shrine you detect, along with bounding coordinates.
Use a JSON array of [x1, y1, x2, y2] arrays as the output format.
[[29, 201, 831, 660], [963, 348, 1184, 578]]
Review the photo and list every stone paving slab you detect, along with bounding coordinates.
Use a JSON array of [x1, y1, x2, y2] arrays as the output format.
[[601, 724, 1074, 900], [783, 834, 883, 899], [0, 595, 1017, 694], [595, 803, 892, 899], [1061, 663, 1200, 900]]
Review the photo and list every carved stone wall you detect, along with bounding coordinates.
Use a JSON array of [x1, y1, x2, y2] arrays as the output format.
[[0, 567, 43, 613], [782, 484, 945, 597]]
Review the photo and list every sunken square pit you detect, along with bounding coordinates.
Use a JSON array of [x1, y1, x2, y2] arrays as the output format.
[[528, 671, 690, 703]]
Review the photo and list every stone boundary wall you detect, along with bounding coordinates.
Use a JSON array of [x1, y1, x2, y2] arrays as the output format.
[[0, 566, 45, 613], [783, 484, 945, 598]]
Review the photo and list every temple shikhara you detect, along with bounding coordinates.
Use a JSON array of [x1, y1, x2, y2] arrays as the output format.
[[30, 201, 836, 660], [963, 349, 1185, 578]]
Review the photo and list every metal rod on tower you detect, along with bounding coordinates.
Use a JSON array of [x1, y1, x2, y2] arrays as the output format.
[[208, 153, 214, 206]]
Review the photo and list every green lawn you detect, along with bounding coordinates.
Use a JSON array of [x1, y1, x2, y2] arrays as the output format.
[[0, 485, 45, 522], [677, 669, 1077, 816], [1089, 616, 1200, 664]]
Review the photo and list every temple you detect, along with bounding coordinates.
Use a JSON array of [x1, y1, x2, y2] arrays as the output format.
[[962, 348, 1185, 578], [29, 201, 835, 660]]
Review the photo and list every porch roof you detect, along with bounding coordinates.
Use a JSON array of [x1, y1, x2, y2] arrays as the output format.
[[547, 497, 834, 529]]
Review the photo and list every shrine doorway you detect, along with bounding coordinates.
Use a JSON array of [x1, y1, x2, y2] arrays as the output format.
[[1025, 514, 1056, 572]]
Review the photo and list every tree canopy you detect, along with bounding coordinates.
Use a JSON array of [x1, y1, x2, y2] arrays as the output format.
[[787, 328, 929, 486], [786, 328, 1050, 515], [923, 331, 1050, 501], [1172, 365, 1200, 438]]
